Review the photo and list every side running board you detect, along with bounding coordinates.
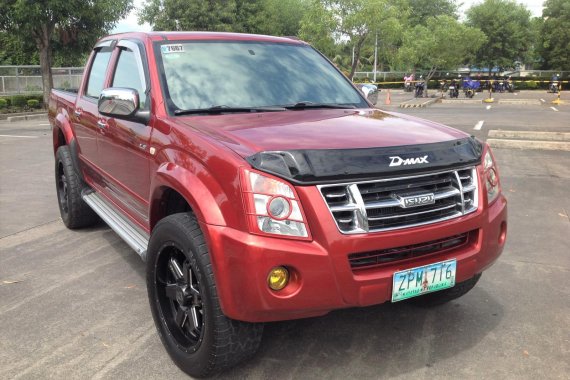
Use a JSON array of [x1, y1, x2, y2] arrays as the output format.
[[82, 191, 149, 261]]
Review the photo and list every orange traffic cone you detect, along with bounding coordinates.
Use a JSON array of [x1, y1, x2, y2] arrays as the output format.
[[385, 89, 391, 105]]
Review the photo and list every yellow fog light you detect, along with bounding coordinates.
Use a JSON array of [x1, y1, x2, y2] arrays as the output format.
[[267, 266, 289, 291]]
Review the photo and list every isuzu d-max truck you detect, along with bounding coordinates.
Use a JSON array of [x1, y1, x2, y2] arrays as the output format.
[[49, 32, 507, 377]]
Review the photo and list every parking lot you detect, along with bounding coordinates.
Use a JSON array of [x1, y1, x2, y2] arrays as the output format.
[[1, 97, 569, 379]]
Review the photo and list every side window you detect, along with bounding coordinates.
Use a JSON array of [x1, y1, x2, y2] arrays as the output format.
[[85, 49, 112, 98], [112, 48, 147, 108]]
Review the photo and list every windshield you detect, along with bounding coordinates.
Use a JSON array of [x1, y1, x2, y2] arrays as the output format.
[[156, 41, 367, 112]]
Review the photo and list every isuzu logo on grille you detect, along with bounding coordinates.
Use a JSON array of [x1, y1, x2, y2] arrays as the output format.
[[398, 193, 436, 208], [389, 155, 429, 167]]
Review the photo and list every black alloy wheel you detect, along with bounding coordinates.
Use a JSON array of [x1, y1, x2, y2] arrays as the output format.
[[54, 145, 98, 229], [57, 163, 69, 217], [155, 243, 204, 352], [146, 213, 263, 377]]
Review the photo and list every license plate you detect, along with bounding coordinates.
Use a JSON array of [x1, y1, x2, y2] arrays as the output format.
[[391, 259, 456, 302]]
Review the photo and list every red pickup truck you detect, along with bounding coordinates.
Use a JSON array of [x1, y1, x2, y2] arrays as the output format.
[[49, 32, 507, 377]]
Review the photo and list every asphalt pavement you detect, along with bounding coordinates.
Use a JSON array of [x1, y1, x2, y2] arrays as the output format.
[[0, 101, 569, 379]]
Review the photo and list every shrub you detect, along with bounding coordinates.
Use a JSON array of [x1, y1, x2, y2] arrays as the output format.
[[27, 99, 40, 108], [0, 98, 7, 109], [524, 80, 538, 89], [10, 95, 27, 107]]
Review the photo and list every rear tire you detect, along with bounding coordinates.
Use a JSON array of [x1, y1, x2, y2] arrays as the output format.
[[146, 213, 263, 378], [409, 273, 482, 307], [55, 146, 98, 229]]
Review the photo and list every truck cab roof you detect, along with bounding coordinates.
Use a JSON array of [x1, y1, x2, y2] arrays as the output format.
[[97, 31, 306, 45]]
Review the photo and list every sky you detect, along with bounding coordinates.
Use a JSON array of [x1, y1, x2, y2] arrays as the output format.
[[112, 0, 545, 34]]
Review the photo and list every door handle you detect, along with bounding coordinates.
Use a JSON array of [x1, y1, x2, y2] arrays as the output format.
[[97, 120, 107, 129]]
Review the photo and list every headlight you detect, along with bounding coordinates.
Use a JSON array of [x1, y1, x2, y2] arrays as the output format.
[[242, 170, 310, 239], [483, 148, 501, 204]]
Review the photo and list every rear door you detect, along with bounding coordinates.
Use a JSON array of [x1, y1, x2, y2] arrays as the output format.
[[96, 39, 152, 227], [74, 41, 114, 174]]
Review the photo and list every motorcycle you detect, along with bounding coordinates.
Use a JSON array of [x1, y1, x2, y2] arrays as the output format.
[[497, 79, 505, 94], [439, 80, 449, 93], [403, 74, 414, 92], [505, 78, 515, 93], [415, 79, 425, 98], [549, 81, 559, 93], [448, 81, 459, 98], [463, 78, 480, 98], [494, 79, 505, 93]]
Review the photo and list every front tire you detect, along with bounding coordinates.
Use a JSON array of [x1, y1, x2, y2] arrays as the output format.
[[146, 213, 263, 378], [410, 273, 482, 307], [55, 145, 98, 229]]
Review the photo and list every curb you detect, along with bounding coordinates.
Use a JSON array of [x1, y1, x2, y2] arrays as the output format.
[[399, 98, 439, 108], [0, 111, 46, 120], [488, 130, 570, 142], [487, 138, 570, 151], [6, 113, 48, 122], [441, 99, 482, 104], [498, 99, 541, 105]]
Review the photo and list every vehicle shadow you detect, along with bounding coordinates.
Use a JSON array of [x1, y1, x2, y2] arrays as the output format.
[[216, 287, 503, 379]]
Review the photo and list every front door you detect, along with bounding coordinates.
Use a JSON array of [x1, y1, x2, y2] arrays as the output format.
[[96, 40, 152, 228]]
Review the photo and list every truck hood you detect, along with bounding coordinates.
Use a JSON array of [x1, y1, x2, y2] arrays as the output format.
[[176, 109, 468, 157], [176, 109, 481, 184]]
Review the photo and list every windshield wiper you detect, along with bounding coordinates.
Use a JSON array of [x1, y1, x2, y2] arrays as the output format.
[[174, 105, 286, 116], [284, 102, 357, 110]]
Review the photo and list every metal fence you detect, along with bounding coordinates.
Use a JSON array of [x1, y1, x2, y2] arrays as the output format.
[[354, 69, 570, 81], [0, 65, 84, 95], [2, 65, 568, 95]]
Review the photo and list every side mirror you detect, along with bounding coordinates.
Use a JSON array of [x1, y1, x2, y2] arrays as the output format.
[[98, 87, 140, 118]]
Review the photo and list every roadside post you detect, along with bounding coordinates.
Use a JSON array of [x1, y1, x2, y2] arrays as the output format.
[[483, 81, 494, 103]]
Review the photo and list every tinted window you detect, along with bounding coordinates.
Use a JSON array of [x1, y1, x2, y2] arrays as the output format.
[[85, 50, 112, 98], [157, 42, 366, 111], [112, 48, 147, 107]]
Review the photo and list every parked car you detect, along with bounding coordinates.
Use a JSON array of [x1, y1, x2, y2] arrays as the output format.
[[49, 32, 508, 377]]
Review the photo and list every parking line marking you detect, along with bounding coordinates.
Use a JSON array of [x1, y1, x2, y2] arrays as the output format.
[[540, 99, 546, 103], [550, 107, 559, 112], [0, 134, 38, 138], [474, 121, 485, 130], [486, 105, 492, 110], [38, 123, 50, 126]]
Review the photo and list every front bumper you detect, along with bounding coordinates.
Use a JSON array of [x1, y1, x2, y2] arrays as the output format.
[[202, 191, 507, 323]]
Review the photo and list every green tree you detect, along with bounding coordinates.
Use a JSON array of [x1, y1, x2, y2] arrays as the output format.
[[299, 0, 404, 80], [0, 32, 38, 65], [139, 0, 250, 32], [0, 31, 90, 67], [539, 0, 570, 71], [398, 15, 486, 92], [253, 0, 309, 36], [139, 0, 307, 36], [466, 0, 534, 71], [408, 0, 458, 26], [0, 0, 132, 104]]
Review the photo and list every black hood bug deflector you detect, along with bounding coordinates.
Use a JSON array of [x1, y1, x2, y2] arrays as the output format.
[[246, 137, 483, 185]]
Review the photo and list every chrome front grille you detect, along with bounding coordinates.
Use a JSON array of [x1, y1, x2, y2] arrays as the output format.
[[318, 167, 478, 234]]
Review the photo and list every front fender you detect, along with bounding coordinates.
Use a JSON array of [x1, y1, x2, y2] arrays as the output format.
[[150, 162, 228, 228]]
